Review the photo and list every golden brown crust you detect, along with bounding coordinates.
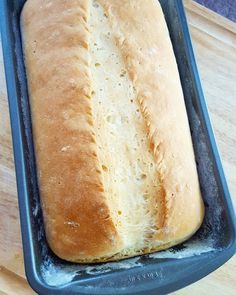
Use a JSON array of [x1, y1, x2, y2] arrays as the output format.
[[21, 0, 121, 262], [21, 0, 204, 263]]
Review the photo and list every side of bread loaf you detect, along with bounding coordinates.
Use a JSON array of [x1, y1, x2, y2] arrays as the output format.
[[21, 0, 204, 263]]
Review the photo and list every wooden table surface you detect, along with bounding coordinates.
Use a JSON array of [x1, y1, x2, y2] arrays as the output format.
[[0, 0, 235, 294]]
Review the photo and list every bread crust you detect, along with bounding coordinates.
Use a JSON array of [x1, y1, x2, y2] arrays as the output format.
[[21, 0, 204, 263], [21, 0, 121, 262], [100, 0, 204, 243]]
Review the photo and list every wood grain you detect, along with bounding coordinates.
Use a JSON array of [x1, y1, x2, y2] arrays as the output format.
[[0, 0, 235, 294]]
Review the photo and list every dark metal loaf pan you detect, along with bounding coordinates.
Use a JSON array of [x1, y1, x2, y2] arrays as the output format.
[[0, 0, 235, 294]]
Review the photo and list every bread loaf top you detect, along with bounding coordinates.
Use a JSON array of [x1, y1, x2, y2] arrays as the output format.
[[21, 0, 204, 263]]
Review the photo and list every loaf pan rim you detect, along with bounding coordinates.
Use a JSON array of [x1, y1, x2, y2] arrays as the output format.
[[0, 0, 235, 294]]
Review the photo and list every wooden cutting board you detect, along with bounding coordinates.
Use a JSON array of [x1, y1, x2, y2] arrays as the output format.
[[0, 0, 235, 294]]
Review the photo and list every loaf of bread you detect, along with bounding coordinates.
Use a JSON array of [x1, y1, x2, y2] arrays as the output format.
[[21, 0, 204, 263]]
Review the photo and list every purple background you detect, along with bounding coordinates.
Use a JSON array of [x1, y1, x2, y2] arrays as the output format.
[[195, 0, 236, 22]]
